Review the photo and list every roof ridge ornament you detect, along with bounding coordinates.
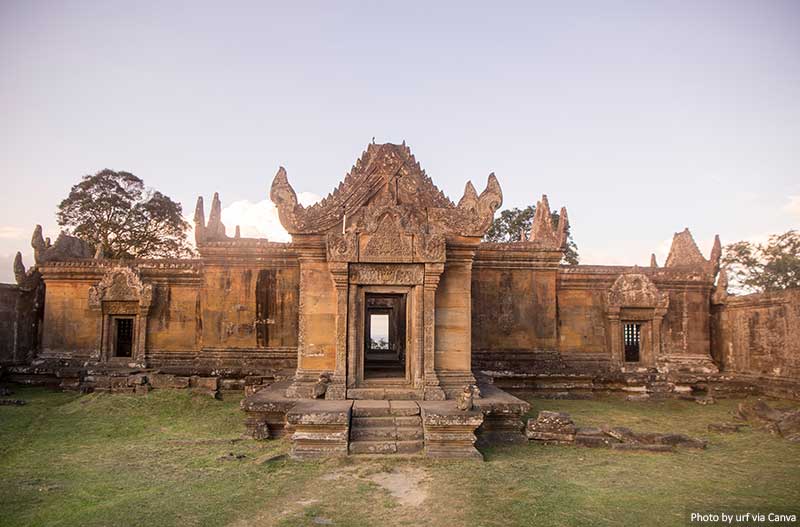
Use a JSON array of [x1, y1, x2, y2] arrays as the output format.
[[270, 143, 503, 237], [664, 228, 722, 276]]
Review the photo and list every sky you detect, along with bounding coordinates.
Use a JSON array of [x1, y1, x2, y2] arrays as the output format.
[[1, 1, 799, 283]]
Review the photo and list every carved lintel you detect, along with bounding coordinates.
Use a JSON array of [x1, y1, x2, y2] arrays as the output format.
[[349, 264, 424, 285]]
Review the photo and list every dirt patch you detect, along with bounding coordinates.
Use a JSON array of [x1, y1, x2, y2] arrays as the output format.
[[366, 467, 428, 507]]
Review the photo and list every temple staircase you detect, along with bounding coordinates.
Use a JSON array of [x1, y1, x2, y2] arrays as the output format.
[[348, 400, 424, 455]]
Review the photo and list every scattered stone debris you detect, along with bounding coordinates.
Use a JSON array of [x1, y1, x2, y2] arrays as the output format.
[[526, 411, 708, 451], [525, 411, 577, 443], [736, 400, 800, 442], [312, 517, 333, 525], [694, 395, 716, 405], [0, 399, 27, 406], [625, 394, 651, 402], [0, 387, 14, 396], [708, 423, 747, 433], [218, 452, 247, 461]]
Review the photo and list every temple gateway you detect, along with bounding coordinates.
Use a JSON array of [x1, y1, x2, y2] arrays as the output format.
[[4, 142, 797, 459]]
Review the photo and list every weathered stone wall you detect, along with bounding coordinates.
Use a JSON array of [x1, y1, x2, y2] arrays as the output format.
[[34, 257, 300, 376], [434, 260, 472, 372], [0, 282, 42, 365], [713, 288, 800, 380], [0, 284, 19, 363], [472, 259, 717, 375]]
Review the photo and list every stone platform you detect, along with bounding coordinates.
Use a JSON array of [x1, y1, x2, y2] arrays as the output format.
[[241, 380, 530, 460]]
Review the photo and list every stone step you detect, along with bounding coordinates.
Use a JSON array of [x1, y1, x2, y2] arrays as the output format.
[[351, 400, 420, 417], [395, 415, 422, 427], [350, 427, 396, 441], [347, 388, 420, 400], [349, 440, 397, 455], [352, 416, 396, 428], [396, 427, 423, 441], [395, 440, 424, 454]]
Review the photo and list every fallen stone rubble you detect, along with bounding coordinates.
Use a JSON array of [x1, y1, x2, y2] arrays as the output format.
[[735, 400, 800, 442], [525, 410, 708, 451]]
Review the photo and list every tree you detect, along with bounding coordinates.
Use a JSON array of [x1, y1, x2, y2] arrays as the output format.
[[484, 205, 579, 264], [722, 230, 800, 293], [57, 169, 192, 259]]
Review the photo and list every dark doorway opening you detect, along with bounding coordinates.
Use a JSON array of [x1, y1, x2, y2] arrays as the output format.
[[623, 322, 641, 362], [364, 293, 406, 379], [114, 317, 134, 358]]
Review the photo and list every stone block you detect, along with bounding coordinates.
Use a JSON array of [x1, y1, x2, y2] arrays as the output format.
[[349, 440, 396, 455], [389, 400, 420, 416], [352, 400, 391, 417], [395, 440, 424, 454], [191, 376, 219, 391]]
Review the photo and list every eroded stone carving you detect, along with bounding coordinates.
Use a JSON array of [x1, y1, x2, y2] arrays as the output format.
[[349, 264, 424, 285], [31, 225, 93, 264], [269, 143, 502, 238], [528, 195, 569, 251], [608, 272, 669, 309], [712, 268, 729, 305], [89, 267, 153, 309], [664, 229, 721, 276]]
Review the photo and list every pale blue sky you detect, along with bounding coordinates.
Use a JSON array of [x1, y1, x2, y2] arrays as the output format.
[[1, 1, 798, 282]]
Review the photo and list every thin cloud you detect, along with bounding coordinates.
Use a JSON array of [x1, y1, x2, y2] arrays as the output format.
[[784, 195, 800, 219], [0, 226, 26, 239]]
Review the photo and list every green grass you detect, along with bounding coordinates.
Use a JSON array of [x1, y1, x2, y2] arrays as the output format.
[[1, 387, 798, 526]]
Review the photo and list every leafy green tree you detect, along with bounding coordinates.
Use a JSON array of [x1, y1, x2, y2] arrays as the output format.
[[57, 169, 192, 259], [722, 230, 800, 293], [484, 205, 579, 264]]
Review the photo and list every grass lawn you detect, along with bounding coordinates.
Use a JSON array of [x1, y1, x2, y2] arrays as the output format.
[[1, 387, 798, 527]]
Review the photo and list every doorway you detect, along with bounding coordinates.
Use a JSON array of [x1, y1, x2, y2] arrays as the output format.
[[364, 293, 406, 379], [114, 317, 134, 358]]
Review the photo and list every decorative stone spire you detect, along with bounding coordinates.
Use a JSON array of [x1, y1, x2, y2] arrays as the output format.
[[31, 224, 46, 264], [664, 228, 706, 268], [206, 192, 227, 240], [664, 228, 722, 276], [650, 253, 658, 267], [457, 181, 479, 211], [13, 252, 25, 285], [709, 234, 722, 276], [556, 206, 569, 249], [193, 196, 206, 244], [712, 267, 729, 305], [529, 194, 559, 248]]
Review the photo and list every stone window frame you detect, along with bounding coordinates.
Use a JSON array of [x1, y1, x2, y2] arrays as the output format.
[[607, 273, 669, 369], [88, 267, 153, 365]]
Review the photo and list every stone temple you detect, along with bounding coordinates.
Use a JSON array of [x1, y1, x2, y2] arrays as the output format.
[[1, 142, 798, 459]]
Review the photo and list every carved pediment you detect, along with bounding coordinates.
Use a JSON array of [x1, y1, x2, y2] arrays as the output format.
[[89, 267, 153, 309], [608, 273, 669, 309], [271, 142, 502, 237]]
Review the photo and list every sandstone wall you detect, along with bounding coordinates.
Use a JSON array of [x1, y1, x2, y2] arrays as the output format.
[[472, 260, 716, 375], [0, 284, 19, 363], [434, 260, 472, 372], [713, 288, 800, 380]]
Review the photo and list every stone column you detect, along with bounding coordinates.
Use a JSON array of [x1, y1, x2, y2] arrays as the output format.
[[608, 307, 622, 366], [327, 262, 348, 400], [651, 308, 666, 367], [423, 263, 446, 400], [134, 308, 149, 367]]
